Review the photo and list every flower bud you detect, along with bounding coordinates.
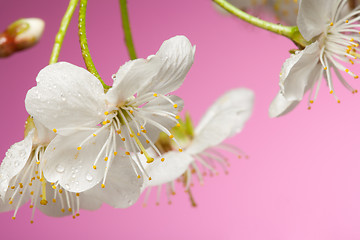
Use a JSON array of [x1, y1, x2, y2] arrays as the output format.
[[0, 18, 45, 57]]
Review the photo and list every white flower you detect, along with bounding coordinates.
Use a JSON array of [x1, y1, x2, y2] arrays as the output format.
[[0, 118, 102, 222], [269, 0, 360, 117], [25, 36, 195, 194], [140, 88, 254, 205]]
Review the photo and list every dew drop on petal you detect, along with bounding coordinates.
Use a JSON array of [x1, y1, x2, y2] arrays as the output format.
[[65, 184, 70, 190], [86, 173, 93, 182], [56, 164, 65, 173]]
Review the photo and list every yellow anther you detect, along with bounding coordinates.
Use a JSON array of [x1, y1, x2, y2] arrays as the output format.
[[104, 111, 109, 115], [10, 186, 15, 189], [117, 130, 121, 134], [93, 165, 97, 170], [76, 193, 80, 197], [114, 151, 118, 156], [172, 191, 176, 195], [76, 213, 80, 217], [345, 69, 349, 72], [137, 132, 141, 136], [130, 134, 134, 138], [53, 129, 57, 133], [140, 126, 144, 129], [137, 175, 141, 179], [102, 121, 107, 125], [356, 90, 358, 93], [308, 106, 311, 110], [175, 115, 180, 119], [101, 184, 105, 188], [30, 205, 34, 208], [61, 208, 65, 213], [29, 183, 32, 186], [35, 171, 39, 175], [161, 158, 165, 162], [329, 90, 333, 94], [36, 161, 40, 165], [19, 183, 23, 188], [12, 217, 15, 220], [30, 220, 34, 224], [142, 130, 147, 133], [106, 120, 110, 123], [122, 138, 125, 141], [93, 133, 97, 137], [324, 67, 327, 70], [52, 185, 57, 190], [169, 135, 174, 139], [350, 59, 354, 64], [77, 146, 82, 151], [179, 149, 183, 152], [355, 76, 359, 79], [9, 200, 13, 204], [153, 93, 158, 97], [125, 152, 130, 155], [59, 189, 63, 194], [146, 140, 150, 144], [68, 208, 72, 212], [30, 191, 34, 195], [147, 158, 154, 163], [130, 110, 134, 114], [176, 123, 180, 127], [19, 191, 23, 195], [51, 182, 54, 185], [40, 199, 48, 205], [346, 20, 349, 23], [350, 38, 354, 42], [149, 177, 152, 181], [309, 100, 314, 104], [173, 104, 178, 108], [37, 176, 40, 180], [330, 22, 334, 26], [104, 157, 108, 161], [337, 100, 341, 103], [72, 216, 76, 219], [52, 199, 56, 203]]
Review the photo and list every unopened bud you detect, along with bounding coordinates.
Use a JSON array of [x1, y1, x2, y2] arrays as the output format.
[[0, 18, 45, 57]]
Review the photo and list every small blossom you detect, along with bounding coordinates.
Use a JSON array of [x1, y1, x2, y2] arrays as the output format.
[[140, 88, 254, 206], [0, 18, 45, 57], [270, 0, 360, 117]]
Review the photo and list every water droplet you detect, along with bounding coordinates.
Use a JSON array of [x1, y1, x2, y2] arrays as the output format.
[[86, 173, 93, 181], [19, 150, 26, 157], [65, 184, 70, 190], [75, 181, 79, 185], [56, 164, 65, 173], [72, 173, 76, 178]]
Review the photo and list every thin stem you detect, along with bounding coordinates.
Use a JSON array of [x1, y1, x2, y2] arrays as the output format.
[[78, 0, 110, 89], [187, 188, 197, 207], [119, 0, 137, 60], [49, 0, 78, 64], [213, 0, 309, 48]]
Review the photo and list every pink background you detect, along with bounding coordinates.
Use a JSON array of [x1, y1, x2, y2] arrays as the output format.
[[1, 0, 360, 239]]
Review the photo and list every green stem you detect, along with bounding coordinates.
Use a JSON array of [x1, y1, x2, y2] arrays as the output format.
[[78, 0, 110, 89], [213, 0, 309, 48], [119, 0, 137, 60], [49, 0, 78, 64]]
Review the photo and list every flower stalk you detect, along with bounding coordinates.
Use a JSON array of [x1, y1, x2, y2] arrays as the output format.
[[78, 0, 110, 89], [212, 0, 310, 48], [119, 0, 137, 60], [49, 0, 78, 64]]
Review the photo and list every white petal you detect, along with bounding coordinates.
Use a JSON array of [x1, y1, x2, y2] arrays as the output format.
[[33, 118, 55, 145], [43, 129, 110, 193], [297, 0, 338, 41], [0, 131, 34, 200], [138, 36, 195, 96], [86, 157, 143, 208], [187, 88, 254, 155], [144, 151, 193, 187], [106, 57, 162, 106], [25, 62, 107, 135], [269, 91, 300, 118], [280, 42, 321, 101]]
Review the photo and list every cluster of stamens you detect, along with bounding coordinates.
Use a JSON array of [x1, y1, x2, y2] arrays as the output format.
[[307, 1, 360, 110]]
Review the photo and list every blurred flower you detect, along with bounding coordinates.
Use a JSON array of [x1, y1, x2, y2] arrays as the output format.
[[25, 36, 195, 195], [269, 0, 360, 117], [0, 18, 44, 57], [141, 88, 254, 206]]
